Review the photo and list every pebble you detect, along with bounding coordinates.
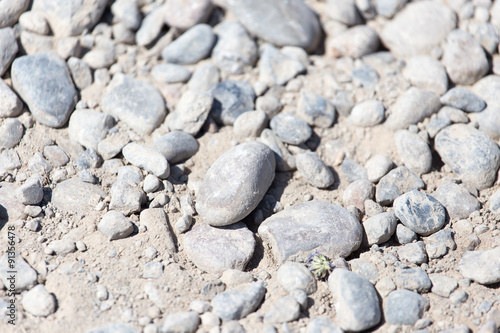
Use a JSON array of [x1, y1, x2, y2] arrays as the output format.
[[19, 30, 53, 55], [211, 282, 266, 321], [87, 323, 139, 333], [0, 253, 37, 292], [296, 152, 335, 189], [395, 267, 432, 293], [363, 212, 397, 245], [297, 90, 336, 128], [443, 30, 489, 85], [0, 118, 24, 149], [258, 43, 306, 87], [258, 201, 362, 263], [135, 5, 166, 47], [348, 100, 385, 127], [327, 26, 380, 59], [162, 24, 215, 65], [164, 0, 213, 31], [220, 269, 254, 288], [29, 152, 52, 174], [375, 166, 425, 205], [432, 183, 480, 219], [429, 274, 458, 298], [109, 180, 146, 215], [375, 277, 397, 298], [380, 0, 456, 58], [365, 154, 393, 183], [213, 21, 257, 75], [103, 74, 166, 134], [98, 210, 134, 241], [394, 130, 433, 175], [98, 132, 130, 160], [167, 90, 213, 135], [402, 56, 448, 95], [76, 149, 102, 170], [489, 188, 500, 213], [435, 124, 500, 190], [277, 262, 317, 295], [110, 0, 142, 30], [0, 80, 23, 118], [189, 300, 211, 314], [427, 116, 451, 139], [307, 317, 343, 333], [122, 143, 170, 179], [328, 269, 381, 332], [472, 75, 500, 108], [210, 80, 255, 125], [458, 247, 500, 285], [263, 296, 301, 324], [11, 52, 78, 128], [43, 145, 69, 167], [270, 113, 312, 145], [67, 57, 92, 90], [341, 158, 368, 183], [15, 177, 43, 205], [260, 129, 296, 172], [373, 0, 407, 18], [233, 110, 268, 138], [151, 64, 191, 84], [256, 95, 282, 119], [352, 65, 380, 88], [82, 44, 116, 70], [385, 87, 441, 130], [449, 290, 468, 304], [384, 290, 429, 325], [350, 259, 379, 283], [469, 22, 499, 55], [397, 241, 428, 265], [326, 0, 363, 25], [0, 27, 18, 76], [48, 239, 76, 256], [469, 106, 500, 140], [188, 63, 220, 93], [438, 106, 469, 124], [143, 175, 161, 193], [161, 312, 200, 333], [0, 0, 29, 28], [68, 109, 115, 150], [184, 222, 255, 274], [0, 149, 21, 171], [440, 88, 486, 113], [219, 0, 321, 51], [343, 179, 374, 212], [395, 224, 417, 244], [21, 284, 56, 317], [154, 131, 199, 165]]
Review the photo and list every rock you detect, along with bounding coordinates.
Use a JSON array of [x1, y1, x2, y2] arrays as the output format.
[[196, 142, 274, 226], [76, 149, 102, 170], [432, 183, 480, 219], [11, 52, 78, 128], [0, 27, 18, 76], [211, 282, 266, 321], [15, 177, 43, 205], [350, 259, 379, 284], [384, 290, 429, 325], [260, 129, 296, 172], [111, 0, 142, 30], [43, 145, 69, 167], [154, 131, 198, 165], [429, 274, 458, 298], [402, 56, 448, 95], [97, 132, 130, 160], [82, 43, 116, 70], [27, 152, 52, 175], [67, 57, 92, 90], [21, 285, 56, 317], [98, 210, 134, 240], [102, 74, 166, 135], [233, 110, 268, 138], [375, 166, 425, 205], [468, 106, 500, 141], [258, 43, 306, 87], [443, 30, 489, 85], [0, 118, 24, 149], [363, 212, 397, 245], [0, 0, 29, 28], [164, 0, 213, 31], [435, 124, 500, 190], [135, 5, 166, 46], [109, 180, 146, 215], [167, 90, 213, 135], [0, 253, 37, 293], [277, 262, 317, 295], [258, 201, 362, 263], [380, 0, 456, 58], [427, 116, 452, 139], [307, 317, 343, 333], [220, 269, 253, 288], [52, 178, 105, 214], [122, 143, 170, 179], [48, 239, 76, 255], [68, 109, 115, 150], [397, 241, 428, 265], [0, 149, 22, 171], [213, 21, 257, 75], [341, 158, 368, 183], [395, 224, 417, 244], [188, 63, 220, 93], [296, 90, 336, 128], [0, 183, 27, 223], [385, 87, 441, 130], [351, 65, 379, 88], [343, 179, 374, 212], [140, 209, 177, 254], [256, 95, 282, 119], [472, 75, 500, 108], [365, 154, 393, 183], [151, 64, 192, 84], [328, 269, 381, 332], [489, 189, 500, 213], [87, 323, 139, 333], [161, 312, 200, 333], [395, 267, 431, 293], [0, 80, 23, 118], [373, 0, 407, 18], [348, 100, 385, 127], [162, 24, 216, 64], [440, 88, 486, 113], [210, 80, 255, 125], [438, 106, 469, 124], [394, 130, 432, 175], [327, 26, 380, 59], [270, 113, 312, 145], [458, 247, 500, 285], [326, 0, 362, 25], [296, 152, 335, 189], [218, 0, 321, 52], [175, 214, 192, 234], [375, 277, 396, 298], [19, 30, 53, 55], [263, 296, 301, 324]]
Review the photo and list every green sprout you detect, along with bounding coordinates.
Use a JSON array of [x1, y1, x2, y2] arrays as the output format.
[[306, 251, 335, 280]]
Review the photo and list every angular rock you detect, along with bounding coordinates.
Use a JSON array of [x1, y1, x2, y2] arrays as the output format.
[[167, 90, 213, 135], [109, 180, 146, 215], [98, 210, 134, 241], [402, 56, 448, 95], [296, 152, 335, 189], [384, 290, 429, 325], [429, 274, 458, 298], [432, 183, 480, 219], [363, 212, 397, 245], [21, 284, 56, 317], [349, 259, 379, 284], [395, 224, 417, 244], [270, 113, 312, 145], [97, 132, 130, 160], [162, 24, 216, 65], [395, 267, 432, 293], [277, 262, 317, 295], [154, 131, 198, 165], [15, 177, 43, 205], [458, 247, 500, 285], [151, 63, 192, 84], [0, 253, 37, 293], [297, 90, 336, 128], [52, 178, 105, 214], [140, 208, 177, 254], [394, 130, 432, 175], [68, 109, 115, 150], [0, 27, 18, 76], [233, 110, 268, 138], [258, 43, 306, 87], [210, 80, 255, 125], [440, 88, 486, 113], [327, 25, 380, 59], [0, 183, 27, 223], [375, 166, 425, 205], [211, 282, 266, 321]]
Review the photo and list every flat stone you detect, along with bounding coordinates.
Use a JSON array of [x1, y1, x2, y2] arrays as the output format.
[[432, 183, 480, 219], [263, 296, 301, 324], [260, 128, 296, 172], [458, 247, 500, 285], [297, 90, 336, 128], [167, 90, 213, 135], [341, 158, 368, 183], [162, 24, 216, 65], [394, 130, 432, 175], [350, 259, 379, 284], [11, 52, 78, 128], [52, 178, 105, 214], [270, 113, 312, 145], [164, 0, 213, 31], [0, 118, 24, 149], [0, 80, 23, 118], [122, 142, 170, 179], [328, 269, 381, 332], [277, 262, 317, 295], [435, 124, 500, 190], [258, 43, 306, 87], [188, 63, 220, 93], [0, 27, 18, 76], [429, 274, 458, 297], [154, 131, 198, 165], [0, 0, 29, 29], [151, 64, 191, 84], [384, 290, 429, 325], [296, 152, 334, 189], [0, 253, 37, 293], [402, 56, 448, 95], [258, 201, 363, 263], [397, 241, 428, 264], [196, 142, 275, 226], [98, 210, 134, 240], [111, 0, 142, 30], [101, 74, 166, 135], [161, 311, 199, 333], [363, 212, 397, 245], [375, 166, 424, 205], [210, 80, 255, 125], [0, 183, 26, 223], [15, 177, 43, 205], [395, 267, 431, 293], [211, 282, 266, 321], [67, 57, 92, 90], [365, 154, 393, 183], [68, 109, 115, 150], [348, 100, 385, 127], [233, 110, 268, 138], [440, 88, 486, 113], [21, 284, 56, 317], [327, 25, 380, 59], [109, 180, 146, 215]]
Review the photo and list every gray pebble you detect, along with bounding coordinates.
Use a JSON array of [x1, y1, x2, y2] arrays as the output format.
[[151, 64, 192, 84], [472, 75, 500, 108], [143, 174, 160, 193], [258, 201, 362, 263], [98, 210, 134, 240], [258, 43, 306, 86], [21, 284, 56, 317], [270, 113, 312, 145], [260, 128, 296, 172], [394, 130, 432, 175], [222, 321, 245, 333], [384, 290, 429, 325], [117, 166, 143, 185], [52, 178, 105, 214], [43, 145, 69, 167], [210, 80, 255, 125], [220, 269, 253, 288], [67, 57, 92, 90], [351, 65, 379, 88], [350, 259, 379, 284], [427, 116, 451, 139], [161, 312, 200, 333], [143, 262, 164, 279], [395, 224, 417, 244], [326, 0, 362, 25], [29, 152, 52, 174], [111, 0, 142, 30], [297, 90, 336, 128], [277, 262, 317, 295], [365, 154, 393, 183], [164, 0, 213, 31], [135, 5, 166, 47], [87, 323, 139, 333], [402, 56, 448, 95], [211, 282, 266, 321], [396, 267, 432, 293], [469, 106, 500, 140], [0, 253, 37, 292], [348, 100, 385, 127], [376, 166, 424, 205], [256, 95, 282, 119], [488, 188, 500, 213], [0, 149, 21, 172], [449, 290, 468, 304], [48, 239, 76, 255], [15, 177, 43, 205], [397, 241, 428, 265], [375, 277, 396, 298], [263, 296, 301, 324], [189, 300, 211, 314], [341, 158, 368, 183], [0, 118, 24, 149], [438, 106, 469, 124], [82, 45, 116, 70], [363, 212, 397, 245], [343, 179, 374, 212], [328, 269, 381, 331], [68, 109, 115, 150], [469, 22, 499, 55], [429, 274, 458, 298], [188, 63, 220, 93], [0, 79, 23, 118], [109, 180, 146, 215], [458, 247, 500, 285], [296, 152, 334, 189], [327, 26, 380, 59], [154, 131, 198, 165], [432, 183, 480, 219], [102, 159, 124, 175], [307, 317, 343, 333], [97, 132, 130, 160], [233, 110, 268, 138], [76, 148, 102, 170], [364, 199, 384, 217], [19, 30, 53, 55], [373, 0, 407, 18], [122, 143, 170, 179], [440, 88, 486, 113], [167, 90, 213, 136], [175, 214, 192, 234], [162, 24, 215, 65], [102, 74, 166, 135], [332, 91, 355, 117], [0, 27, 18, 76]]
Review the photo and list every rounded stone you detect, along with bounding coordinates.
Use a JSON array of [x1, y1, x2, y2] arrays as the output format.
[[161, 24, 216, 65], [122, 143, 170, 179], [270, 113, 312, 145], [233, 110, 268, 138], [154, 131, 199, 165], [432, 183, 480, 219], [210, 80, 255, 126], [21, 285, 56, 317], [384, 290, 429, 325], [277, 262, 317, 295], [363, 212, 397, 245], [348, 100, 385, 127], [151, 63, 192, 84], [98, 210, 134, 240], [394, 130, 432, 175], [296, 152, 335, 189], [297, 90, 336, 128], [343, 179, 374, 212], [402, 56, 448, 95], [0, 118, 24, 149]]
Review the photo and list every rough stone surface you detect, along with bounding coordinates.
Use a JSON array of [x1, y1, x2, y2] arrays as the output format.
[[98, 210, 134, 241], [0, 253, 37, 293], [458, 247, 500, 285], [122, 143, 170, 179], [277, 262, 317, 295], [0, 27, 18, 76], [270, 113, 312, 145], [15, 177, 43, 205], [161, 24, 216, 65], [394, 130, 433, 175], [296, 152, 335, 189], [402, 56, 448, 95], [258, 44, 306, 87], [375, 166, 425, 205], [109, 179, 146, 215], [210, 80, 255, 126], [397, 241, 428, 264], [154, 131, 199, 165], [440, 88, 486, 113], [167, 90, 213, 136], [363, 212, 397, 245], [384, 290, 430, 325], [21, 284, 56, 317], [211, 282, 265, 321], [52, 178, 105, 214], [433, 183, 480, 219]]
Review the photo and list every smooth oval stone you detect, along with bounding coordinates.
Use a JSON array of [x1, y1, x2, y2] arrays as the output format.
[[384, 290, 429, 325], [440, 88, 486, 113], [122, 143, 170, 179], [258, 201, 362, 263], [11, 52, 78, 128], [375, 166, 424, 205], [164, 0, 213, 31], [151, 63, 192, 83], [196, 142, 275, 226], [435, 124, 500, 190], [295, 152, 335, 189], [161, 24, 216, 64], [394, 130, 432, 175], [348, 100, 385, 127], [154, 131, 199, 164], [363, 212, 397, 245], [184, 222, 255, 274], [210, 80, 255, 125], [393, 190, 446, 236], [270, 113, 312, 145], [297, 90, 336, 128]]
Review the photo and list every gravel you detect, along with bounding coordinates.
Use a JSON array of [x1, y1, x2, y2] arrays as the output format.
[[327, 26, 380, 59], [0, 118, 24, 149], [343, 179, 374, 212], [0, 79, 23, 118], [151, 63, 192, 84], [68, 109, 115, 150], [397, 241, 428, 265], [270, 113, 312, 145], [0, 27, 18, 76], [365, 154, 393, 183], [429, 274, 458, 298]]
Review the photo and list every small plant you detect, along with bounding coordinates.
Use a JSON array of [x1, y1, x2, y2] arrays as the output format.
[[306, 251, 335, 280]]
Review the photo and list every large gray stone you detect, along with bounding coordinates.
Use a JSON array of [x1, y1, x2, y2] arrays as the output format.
[[458, 247, 500, 285], [52, 178, 106, 214], [375, 166, 424, 205], [270, 113, 312, 145], [440, 88, 486, 113], [432, 183, 480, 219]]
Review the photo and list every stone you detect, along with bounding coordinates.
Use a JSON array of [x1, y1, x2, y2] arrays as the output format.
[[327, 26, 380, 59], [0, 27, 18, 76], [0, 253, 37, 293], [97, 132, 129, 160], [0, 150, 21, 172], [76, 148, 101, 170], [395, 267, 432, 293], [0, 118, 24, 149], [217, 0, 321, 51], [15, 177, 43, 205], [469, 22, 499, 55], [489, 189, 500, 213], [469, 106, 500, 141], [19, 30, 53, 55], [432, 183, 480, 219], [87, 323, 138, 333], [350, 259, 379, 284], [175, 214, 193, 234], [397, 241, 428, 264], [297, 90, 336, 128], [402, 56, 448, 95], [443, 30, 489, 85], [0, 0, 29, 28], [0, 80, 23, 118], [365, 154, 393, 183], [258, 43, 306, 87], [385, 87, 441, 130], [343, 179, 374, 212], [256, 95, 282, 119], [28, 152, 52, 175], [67, 57, 92, 90], [48, 239, 76, 255], [472, 75, 500, 108], [380, 0, 456, 58], [395, 224, 417, 244], [307, 317, 343, 333], [220, 269, 253, 288], [438, 106, 469, 124], [164, 0, 213, 31], [296, 152, 335, 189], [375, 166, 424, 205], [429, 274, 458, 298], [82, 43, 116, 70], [43, 145, 69, 167], [458, 247, 500, 285], [151, 64, 191, 84], [162, 24, 216, 64], [11, 52, 78, 128], [211, 282, 266, 321], [98, 210, 134, 241], [52, 178, 105, 214], [363, 212, 397, 245], [196, 142, 275, 226], [348, 100, 385, 127], [135, 4, 166, 46], [258, 201, 363, 263], [375, 277, 396, 298], [21, 285, 56, 317], [427, 116, 452, 139], [68, 109, 115, 150], [112, 22, 135, 44], [233, 110, 268, 138], [210, 80, 255, 125], [277, 262, 317, 295], [109, 180, 146, 215], [260, 129, 296, 172], [328, 269, 381, 332], [122, 143, 170, 179], [117, 166, 143, 184], [373, 0, 407, 18], [351, 65, 379, 88], [270, 113, 312, 145], [435, 124, 500, 190], [263, 296, 301, 324], [394, 130, 432, 175], [161, 312, 200, 333], [143, 262, 164, 279], [154, 131, 199, 165], [440, 88, 486, 113], [326, 0, 362, 25], [188, 63, 220, 93], [140, 209, 177, 254], [384, 290, 429, 325], [341, 158, 368, 183], [167, 90, 213, 135], [111, 0, 142, 30]]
